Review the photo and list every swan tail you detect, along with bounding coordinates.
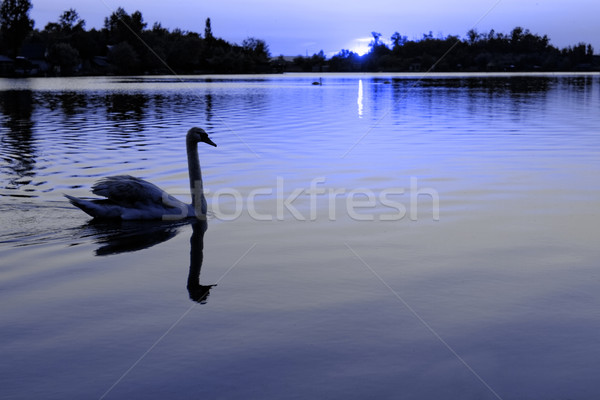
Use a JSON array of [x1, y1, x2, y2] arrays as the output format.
[[64, 194, 122, 219]]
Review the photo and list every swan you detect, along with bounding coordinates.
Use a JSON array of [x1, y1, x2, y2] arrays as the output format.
[[65, 127, 216, 220]]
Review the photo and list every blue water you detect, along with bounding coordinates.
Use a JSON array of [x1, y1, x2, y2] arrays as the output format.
[[1, 73, 600, 399]]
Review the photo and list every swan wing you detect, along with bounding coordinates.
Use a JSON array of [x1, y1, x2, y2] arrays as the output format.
[[65, 175, 191, 220], [91, 175, 169, 207]]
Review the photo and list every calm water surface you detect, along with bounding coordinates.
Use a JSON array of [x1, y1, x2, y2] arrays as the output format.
[[1, 73, 600, 399]]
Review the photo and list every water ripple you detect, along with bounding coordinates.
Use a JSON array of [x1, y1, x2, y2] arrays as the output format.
[[1, 74, 599, 205]]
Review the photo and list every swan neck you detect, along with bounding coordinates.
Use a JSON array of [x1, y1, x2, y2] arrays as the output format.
[[187, 138, 204, 211]]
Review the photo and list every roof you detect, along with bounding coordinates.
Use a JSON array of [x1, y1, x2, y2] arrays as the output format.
[[270, 56, 298, 63], [19, 43, 47, 59]]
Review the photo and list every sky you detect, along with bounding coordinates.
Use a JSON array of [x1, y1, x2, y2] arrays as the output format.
[[30, 0, 600, 57]]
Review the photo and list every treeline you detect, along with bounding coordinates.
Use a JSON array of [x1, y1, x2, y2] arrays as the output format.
[[0, 2, 271, 75], [0, 0, 597, 76], [293, 28, 596, 73]]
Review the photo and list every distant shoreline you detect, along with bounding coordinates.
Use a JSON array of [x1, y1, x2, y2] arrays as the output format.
[[3, 71, 600, 83], [2, 4, 597, 77]]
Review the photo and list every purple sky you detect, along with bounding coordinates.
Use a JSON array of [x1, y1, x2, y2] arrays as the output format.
[[31, 0, 600, 56]]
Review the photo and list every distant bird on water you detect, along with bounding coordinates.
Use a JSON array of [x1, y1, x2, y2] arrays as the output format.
[[65, 127, 216, 220]]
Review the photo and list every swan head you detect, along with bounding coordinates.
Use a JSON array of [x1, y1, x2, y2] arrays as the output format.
[[187, 127, 217, 147]]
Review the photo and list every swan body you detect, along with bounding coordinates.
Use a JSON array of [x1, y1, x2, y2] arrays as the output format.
[[65, 127, 216, 220]]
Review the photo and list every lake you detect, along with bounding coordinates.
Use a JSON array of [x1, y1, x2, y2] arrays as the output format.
[[1, 73, 600, 399]]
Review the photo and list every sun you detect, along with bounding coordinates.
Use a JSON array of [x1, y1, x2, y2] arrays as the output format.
[[347, 37, 372, 56]]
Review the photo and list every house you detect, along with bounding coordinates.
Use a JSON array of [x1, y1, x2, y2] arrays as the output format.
[[270, 56, 303, 73], [14, 56, 38, 76], [92, 56, 112, 70], [0, 55, 14, 75], [408, 62, 422, 72], [18, 43, 49, 75]]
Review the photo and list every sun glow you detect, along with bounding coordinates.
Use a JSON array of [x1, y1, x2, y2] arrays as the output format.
[[347, 37, 371, 56]]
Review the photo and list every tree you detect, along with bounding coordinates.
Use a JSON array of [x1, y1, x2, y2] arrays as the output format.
[[0, 0, 34, 57], [311, 50, 326, 65], [586, 44, 594, 59], [422, 31, 433, 40], [366, 31, 390, 66], [204, 18, 213, 42], [59, 8, 85, 32], [108, 41, 139, 74], [466, 29, 480, 45], [391, 32, 407, 48], [510, 26, 524, 44], [104, 7, 128, 43], [104, 7, 145, 44], [242, 37, 269, 59], [329, 49, 361, 72], [44, 9, 85, 38], [370, 31, 382, 47], [47, 42, 80, 74]]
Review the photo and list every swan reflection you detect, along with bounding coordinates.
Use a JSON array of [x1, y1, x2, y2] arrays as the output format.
[[187, 220, 217, 303], [80, 219, 187, 256], [80, 219, 216, 302]]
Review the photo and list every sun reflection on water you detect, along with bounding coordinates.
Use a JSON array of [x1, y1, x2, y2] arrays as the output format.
[[357, 79, 363, 118]]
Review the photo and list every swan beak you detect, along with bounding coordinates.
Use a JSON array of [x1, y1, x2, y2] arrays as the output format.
[[204, 138, 217, 147]]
